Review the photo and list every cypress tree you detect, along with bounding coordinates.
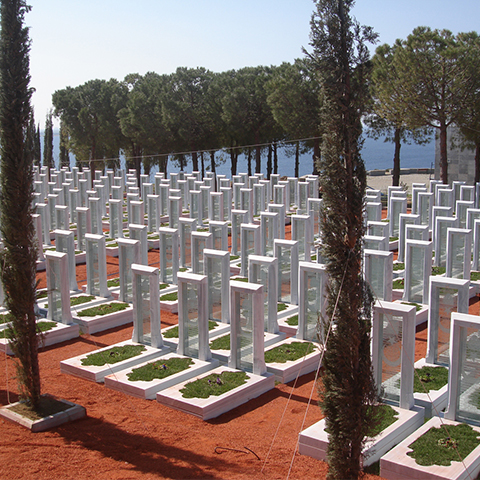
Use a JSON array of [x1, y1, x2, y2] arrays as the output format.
[[0, 0, 40, 407], [59, 120, 70, 168], [307, 1, 379, 478]]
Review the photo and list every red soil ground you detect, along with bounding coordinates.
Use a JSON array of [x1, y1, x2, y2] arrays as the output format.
[[0, 221, 477, 480]]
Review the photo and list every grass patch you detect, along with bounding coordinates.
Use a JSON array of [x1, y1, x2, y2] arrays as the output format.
[[107, 277, 120, 287], [401, 301, 422, 312], [8, 396, 73, 421], [393, 278, 404, 290], [431, 266, 446, 276], [471, 271, 480, 281], [76, 302, 129, 317], [160, 292, 178, 302], [70, 295, 96, 306], [412, 365, 448, 393], [81, 344, 146, 366], [0, 313, 15, 325], [277, 303, 288, 312], [36, 290, 48, 300], [179, 267, 187, 272], [407, 423, 480, 466], [286, 315, 298, 326], [368, 404, 399, 438], [264, 342, 316, 363], [180, 370, 249, 399], [393, 262, 405, 271], [209, 334, 251, 350], [159, 283, 169, 290], [390, 236, 399, 242], [163, 321, 218, 339], [0, 321, 57, 339], [230, 255, 240, 261], [233, 277, 248, 282], [127, 357, 194, 382]]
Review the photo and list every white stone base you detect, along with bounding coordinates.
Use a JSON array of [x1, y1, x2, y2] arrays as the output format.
[[60, 339, 171, 382], [299, 405, 424, 467], [265, 337, 322, 384], [0, 396, 86, 432], [380, 416, 480, 480], [72, 302, 134, 334], [156, 365, 275, 420], [277, 303, 299, 321], [37, 293, 114, 319], [105, 353, 220, 399], [0, 321, 80, 356]]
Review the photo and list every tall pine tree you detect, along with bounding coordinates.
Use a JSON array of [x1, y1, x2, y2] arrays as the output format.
[[0, 0, 40, 407], [307, 1, 379, 477]]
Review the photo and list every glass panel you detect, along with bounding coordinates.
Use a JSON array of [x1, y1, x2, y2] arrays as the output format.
[[251, 263, 269, 330], [451, 234, 465, 279], [381, 313, 403, 404], [305, 271, 322, 342], [457, 326, 480, 424], [408, 246, 425, 304], [183, 283, 200, 358], [50, 260, 62, 321], [437, 287, 458, 365], [235, 290, 253, 373], [207, 257, 222, 321], [369, 256, 385, 301], [136, 275, 151, 345], [278, 247, 292, 303]]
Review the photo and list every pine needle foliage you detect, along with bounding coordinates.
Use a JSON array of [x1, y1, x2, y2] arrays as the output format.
[[0, 0, 40, 407], [306, 1, 380, 478]]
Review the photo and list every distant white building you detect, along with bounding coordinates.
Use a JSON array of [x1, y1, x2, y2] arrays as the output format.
[[435, 126, 476, 184]]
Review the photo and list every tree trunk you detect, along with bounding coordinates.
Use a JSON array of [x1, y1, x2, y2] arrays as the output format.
[[230, 147, 238, 177], [313, 138, 321, 175], [255, 136, 261, 174], [273, 143, 278, 174], [392, 128, 401, 187], [475, 142, 480, 185], [192, 151, 198, 172], [295, 141, 300, 178], [210, 150, 216, 176], [247, 148, 252, 177], [200, 151, 205, 179], [266, 143, 272, 179], [439, 122, 448, 185]]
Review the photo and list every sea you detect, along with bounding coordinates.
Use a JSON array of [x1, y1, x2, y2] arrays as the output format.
[[52, 133, 435, 179]]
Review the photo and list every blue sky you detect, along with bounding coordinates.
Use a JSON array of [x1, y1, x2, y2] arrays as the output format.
[[27, 0, 480, 125]]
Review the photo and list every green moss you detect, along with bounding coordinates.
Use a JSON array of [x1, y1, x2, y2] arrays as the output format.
[[160, 292, 178, 302], [393, 278, 404, 290], [127, 357, 194, 382], [471, 271, 480, 281], [107, 277, 120, 287], [412, 365, 449, 393], [36, 290, 48, 300], [431, 266, 446, 276], [277, 303, 288, 312], [0, 321, 57, 339], [180, 371, 249, 399], [70, 295, 96, 307], [265, 342, 316, 363], [407, 423, 480, 466], [81, 344, 146, 366], [286, 315, 298, 326], [163, 321, 218, 339], [393, 262, 405, 271], [401, 301, 422, 312], [76, 302, 129, 317], [368, 404, 399, 438]]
